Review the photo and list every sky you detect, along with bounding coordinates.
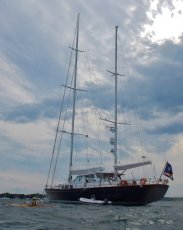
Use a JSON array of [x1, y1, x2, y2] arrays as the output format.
[[0, 0, 183, 197]]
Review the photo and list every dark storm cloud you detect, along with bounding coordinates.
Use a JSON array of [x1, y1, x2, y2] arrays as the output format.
[[148, 122, 183, 135], [1, 97, 62, 123], [130, 37, 183, 119], [0, 1, 67, 94]]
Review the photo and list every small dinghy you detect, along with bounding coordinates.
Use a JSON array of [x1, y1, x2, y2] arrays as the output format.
[[79, 196, 112, 205]]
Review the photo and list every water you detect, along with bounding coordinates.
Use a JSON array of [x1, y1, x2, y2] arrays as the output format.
[[0, 198, 182, 230]]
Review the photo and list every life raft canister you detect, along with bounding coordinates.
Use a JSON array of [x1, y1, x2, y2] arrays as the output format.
[[120, 180, 128, 186], [140, 178, 147, 185]]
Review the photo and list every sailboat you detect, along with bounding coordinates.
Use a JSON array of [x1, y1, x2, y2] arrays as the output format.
[[45, 14, 170, 205]]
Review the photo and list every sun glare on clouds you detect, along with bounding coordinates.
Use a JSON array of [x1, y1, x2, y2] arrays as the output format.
[[142, 0, 183, 44]]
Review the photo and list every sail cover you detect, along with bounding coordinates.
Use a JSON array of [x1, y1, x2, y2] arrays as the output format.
[[114, 161, 152, 171], [70, 167, 104, 176]]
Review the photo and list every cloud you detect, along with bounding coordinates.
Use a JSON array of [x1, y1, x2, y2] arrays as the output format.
[[0, 119, 54, 162], [2, 96, 62, 122], [124, 37, 183, 119], [0, 53, 35, 106]]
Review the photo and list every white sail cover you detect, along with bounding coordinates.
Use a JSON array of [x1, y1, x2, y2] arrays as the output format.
[[114, 161, 152, 171], [70, 167, 104, 176]]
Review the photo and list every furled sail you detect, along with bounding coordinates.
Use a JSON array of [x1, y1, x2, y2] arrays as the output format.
[[114, 161, 152, 171], [70, 167, 104, 176]]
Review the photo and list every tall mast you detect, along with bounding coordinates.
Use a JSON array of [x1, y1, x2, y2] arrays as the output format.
[[68, 13, 80, 182], [114, 26, 118, 178]]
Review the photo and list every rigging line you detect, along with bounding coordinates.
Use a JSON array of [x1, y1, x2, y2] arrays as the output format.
[[82, 40, 94, 164], [86, 98, 89, 163], [48, 49, 75, 187], [52, 26, 86, 184], [45, 88, 63, 187], [51, 27, 81, 183], [81, 111, 89, 163], [127, 72, 154, 177], [84, 61, 94, 164], [95, 110, 103, 166], [127, 75, 147, 154], [51, 61, 75, 186], [46, 24, 77, 187]]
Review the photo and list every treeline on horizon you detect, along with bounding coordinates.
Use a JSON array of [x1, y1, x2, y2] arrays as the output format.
[[0, 192, 45, 199], [0, 193, 182, 200], [162, 197, 183, 201]]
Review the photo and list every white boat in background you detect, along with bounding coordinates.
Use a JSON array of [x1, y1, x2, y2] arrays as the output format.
[[79, 196, 112, 205]]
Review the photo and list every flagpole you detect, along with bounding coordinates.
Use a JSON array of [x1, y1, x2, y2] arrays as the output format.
[[159, 161, 168, 182]]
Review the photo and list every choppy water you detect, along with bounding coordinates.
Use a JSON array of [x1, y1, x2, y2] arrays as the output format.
[[0, 198, 182, 230]]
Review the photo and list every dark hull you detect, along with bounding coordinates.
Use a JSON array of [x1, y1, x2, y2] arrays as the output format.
[[45, 184, 169, 205]]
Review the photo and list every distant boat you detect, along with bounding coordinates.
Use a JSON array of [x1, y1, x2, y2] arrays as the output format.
[[45, 14, 170, 205]]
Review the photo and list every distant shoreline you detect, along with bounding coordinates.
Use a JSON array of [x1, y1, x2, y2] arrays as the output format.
[[162, 197, 183, 201], [0, 192, 45, 199], [0, 193, 182, 200]]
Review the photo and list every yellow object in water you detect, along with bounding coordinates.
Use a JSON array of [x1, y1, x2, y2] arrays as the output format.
[[17, 197, 43, 208]]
